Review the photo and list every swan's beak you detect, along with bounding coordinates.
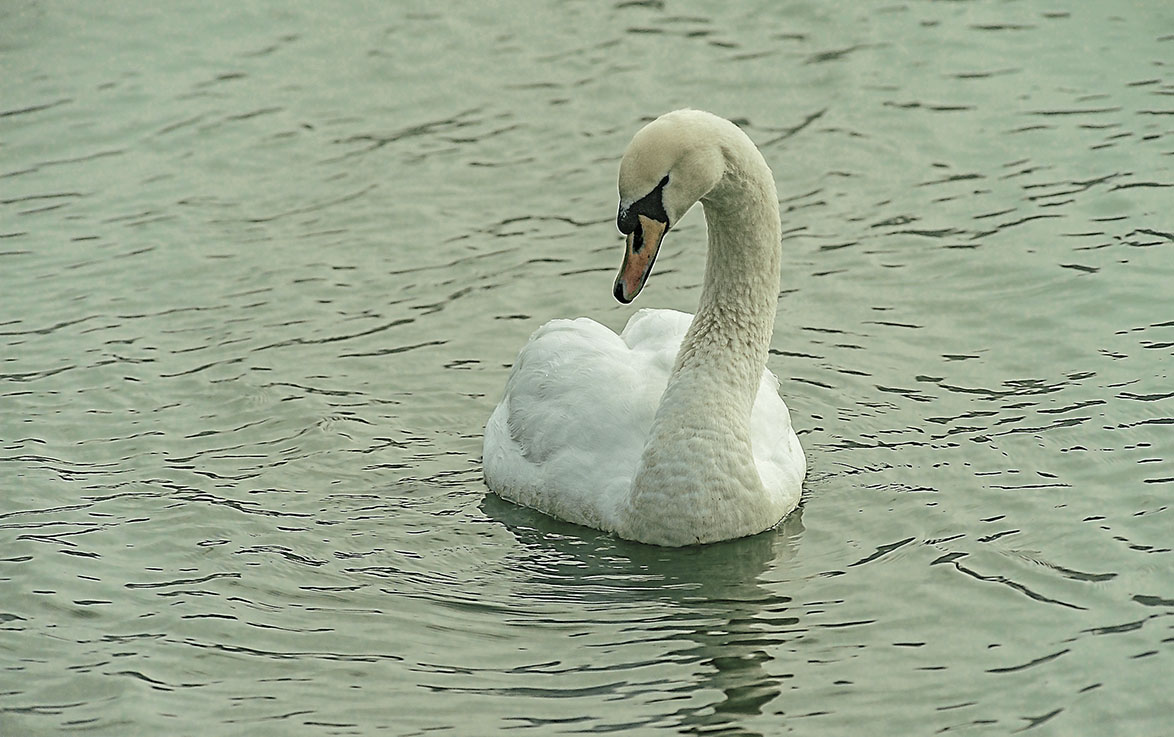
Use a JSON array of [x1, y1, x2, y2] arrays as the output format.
[[614, 214, 668, 304]]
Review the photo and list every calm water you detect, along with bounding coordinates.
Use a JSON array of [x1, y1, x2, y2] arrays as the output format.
[[2, 2, 1172, 735]]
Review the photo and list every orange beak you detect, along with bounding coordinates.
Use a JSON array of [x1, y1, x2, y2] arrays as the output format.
[[613, 214, 668, 304]]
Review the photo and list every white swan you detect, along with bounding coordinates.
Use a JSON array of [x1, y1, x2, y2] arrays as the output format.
[[483, 109, 805, 547]]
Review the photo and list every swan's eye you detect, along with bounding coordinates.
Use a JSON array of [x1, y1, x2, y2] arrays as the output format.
[[616, 175, 671, 235], [617, 205, 636, 234]]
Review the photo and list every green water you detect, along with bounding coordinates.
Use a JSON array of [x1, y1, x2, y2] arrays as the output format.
[[2, 2, 1171, 735]]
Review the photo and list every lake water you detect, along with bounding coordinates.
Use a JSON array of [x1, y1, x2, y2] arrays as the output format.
[[2, 2, 1172, 735]]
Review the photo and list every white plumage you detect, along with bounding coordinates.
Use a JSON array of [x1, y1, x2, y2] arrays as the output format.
[[484, 110, 806, 546]]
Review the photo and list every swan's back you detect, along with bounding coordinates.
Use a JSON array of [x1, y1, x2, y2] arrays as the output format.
[[484, 310, 686, 530]]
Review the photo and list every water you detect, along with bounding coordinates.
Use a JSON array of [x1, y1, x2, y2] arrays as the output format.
[[2, 1, 1171, 734]]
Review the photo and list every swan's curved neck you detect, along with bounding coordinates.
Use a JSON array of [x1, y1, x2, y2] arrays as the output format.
[[628, 139, 782, 519], [671, 151, 782, 420], [622, 126, 784, 541]]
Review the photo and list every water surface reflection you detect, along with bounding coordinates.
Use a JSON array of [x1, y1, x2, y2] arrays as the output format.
[[484, 495, 806, 734]]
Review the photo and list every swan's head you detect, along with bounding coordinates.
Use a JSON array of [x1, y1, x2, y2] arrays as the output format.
[[613, 109, 729, 303]]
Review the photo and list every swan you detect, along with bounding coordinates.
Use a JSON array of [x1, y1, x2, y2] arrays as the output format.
[[483, 109, 806, 547]]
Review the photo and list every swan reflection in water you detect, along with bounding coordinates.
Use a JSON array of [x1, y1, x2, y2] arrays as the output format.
[[482, 493, 807, 735]]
